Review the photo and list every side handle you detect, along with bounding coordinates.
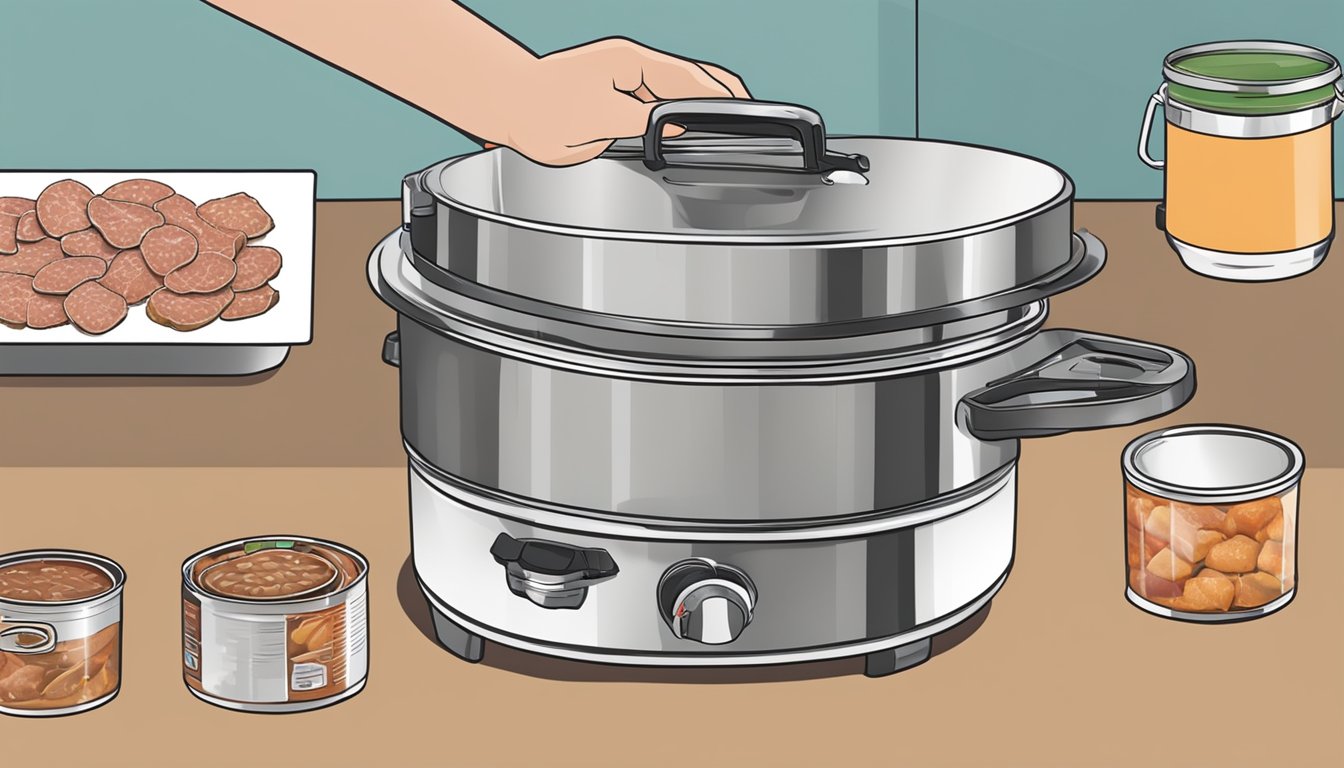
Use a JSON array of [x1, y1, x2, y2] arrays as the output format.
[[960, 330, 1195, 440], [382, 331, 400, 367], [1137, 84, 1167, 170]]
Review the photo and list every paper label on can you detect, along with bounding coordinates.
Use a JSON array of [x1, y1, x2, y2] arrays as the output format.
[[182, 592, 203, 686], [285, 604, 347, 702]]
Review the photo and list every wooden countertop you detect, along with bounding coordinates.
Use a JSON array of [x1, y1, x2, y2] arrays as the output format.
[[2, 202, 1340, 767]]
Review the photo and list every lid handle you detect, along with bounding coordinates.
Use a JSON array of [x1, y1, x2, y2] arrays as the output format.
[[642, 99, 870, 174]]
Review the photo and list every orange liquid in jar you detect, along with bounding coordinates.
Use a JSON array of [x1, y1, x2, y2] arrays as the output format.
[[1165, 123, 1333, 253]]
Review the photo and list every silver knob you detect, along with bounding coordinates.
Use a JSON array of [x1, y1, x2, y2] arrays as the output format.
[[658, 558, 757, 645]]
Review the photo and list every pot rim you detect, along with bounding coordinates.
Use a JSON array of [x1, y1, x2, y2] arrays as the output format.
[[1163, 40, 1341, 96], [1122, 423, 1305, 504]]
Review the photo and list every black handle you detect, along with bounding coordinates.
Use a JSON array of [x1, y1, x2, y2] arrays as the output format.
[[643, 99, 869, 174], [490, 533, 618, 580], [381, 331, 400, 367], [960, 330, 1195, 440]]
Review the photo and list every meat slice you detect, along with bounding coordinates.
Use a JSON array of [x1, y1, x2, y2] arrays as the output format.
[[103, 178, 174, 206], [0, 213, 16, 255], [0, 273, 36, 325], [232, 246, 282, 291], [141, 224, 198, 275], [222, 284, 279, 320], [146, 287, 233, 331], [35, 179, 94, 237], [99, 248, 163, 305], [26, 293, 69, 329], [164, 250, 235, 294], [154, 194, 245, 257], [87, 197, 164, 248], [198, 193, 273, 239], [63, 281, 128, 335], [33, 256, 107, 295], [16, 211, 45, 242], [0, 197, 36, 216], [0, 239, 64, 276], [60, 228, 119, 261]]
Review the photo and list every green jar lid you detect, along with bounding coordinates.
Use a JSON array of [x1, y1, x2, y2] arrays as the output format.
[[1163, 41, 1340, 116]]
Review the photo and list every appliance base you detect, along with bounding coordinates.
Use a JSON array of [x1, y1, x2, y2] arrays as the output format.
[[1168, 234, 1329, 281], [0, 344, 290, 376], [420, 575, 1001, 678]]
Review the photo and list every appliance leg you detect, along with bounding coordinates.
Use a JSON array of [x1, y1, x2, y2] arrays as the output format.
[[864, 637, 931, 678], [431, 604, 485, 663]]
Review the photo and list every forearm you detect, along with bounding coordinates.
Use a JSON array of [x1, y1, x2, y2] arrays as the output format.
[[204, 0, 536, 142]]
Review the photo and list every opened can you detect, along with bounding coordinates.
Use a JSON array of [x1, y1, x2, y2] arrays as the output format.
[[1138, 40, 1343, 280], [181, 536, 369, 713]]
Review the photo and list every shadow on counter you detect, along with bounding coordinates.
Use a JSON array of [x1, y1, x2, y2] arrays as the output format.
[[0, 369, 280, 387], [396, 555, 992, 683]]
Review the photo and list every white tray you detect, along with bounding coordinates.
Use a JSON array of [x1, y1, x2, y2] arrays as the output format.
[[0, 170, 314, 375]]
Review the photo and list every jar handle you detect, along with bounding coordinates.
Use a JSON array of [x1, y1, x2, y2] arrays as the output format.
[[642, 99, 869, 174], [1333, 81, 1344, 120], [0, 620, 57, 655], [1137, 84, 1168, 170]]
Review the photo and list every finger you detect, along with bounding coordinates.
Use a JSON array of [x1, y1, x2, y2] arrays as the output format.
[[631, 84, 656, 103], [545, 140, 614, 166], [695, 62, 751, 99], [624, 45, 733, 100]]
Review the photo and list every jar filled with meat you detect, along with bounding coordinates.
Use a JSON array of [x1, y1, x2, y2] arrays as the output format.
[[1122, 426, 1303, 621]]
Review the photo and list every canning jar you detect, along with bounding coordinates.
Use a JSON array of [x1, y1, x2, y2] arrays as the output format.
[[0, 550, 126, 716], [1138, 41, 1343, 281], [1122, 425, 1303, 621]]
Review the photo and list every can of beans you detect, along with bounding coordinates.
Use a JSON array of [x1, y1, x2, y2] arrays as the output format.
[[181, 536, 369, 713], [0, 550, 126, 717]]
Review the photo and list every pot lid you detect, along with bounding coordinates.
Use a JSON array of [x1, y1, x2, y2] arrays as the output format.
[[404, 100, 1080, 328]]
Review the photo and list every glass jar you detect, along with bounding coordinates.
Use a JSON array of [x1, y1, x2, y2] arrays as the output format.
[[1122, 425, 1303, 621], [0, 550, 125, 716]]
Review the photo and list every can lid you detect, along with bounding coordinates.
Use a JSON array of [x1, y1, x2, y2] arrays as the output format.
[[1123, 425, 1305, 504], [1164, 41, 1341, 116]]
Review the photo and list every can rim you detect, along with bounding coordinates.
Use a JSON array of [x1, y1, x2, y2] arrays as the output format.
[[1122, 424, 1305, 504], [0, 549, 126, 610], [180, 535, 368, 607], [1163, 40, 1341, 95]]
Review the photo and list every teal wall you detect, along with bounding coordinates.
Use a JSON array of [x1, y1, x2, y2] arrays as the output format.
[[0, 0, 914, 199], [918, 0, 1344, 198], [0, 1, 1337, 199]]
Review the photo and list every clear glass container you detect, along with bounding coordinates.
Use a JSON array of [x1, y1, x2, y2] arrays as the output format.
[[1122, 425, 1303, 621]]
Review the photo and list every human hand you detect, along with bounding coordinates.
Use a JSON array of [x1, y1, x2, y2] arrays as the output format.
[[491, 37, 751, 166]]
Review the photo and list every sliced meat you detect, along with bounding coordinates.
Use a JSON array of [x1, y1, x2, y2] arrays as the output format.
[[198, 193, 273, 239], [98, 248, 163, 305], [0, 213, 16, 255], [60, 228, 119, 261], [164, 250, 235, 294], [147, 287, 234, 331], [33, 256, 107, 295], [222, 284, 279, 320], [0, 239, 64, 276], [63, 281, 128, 335], [103, 178, 174, 206], [16, 211, 45, 242], [26, 293, 69, 329], [154, 194, 245, 257], [141, 224, 198, 275], [35, 179, 94, 237], [0, 197, 36, 216], [232, 245, 282, 291], [0, 273, 36, 325], [87, 197, 164, 249]]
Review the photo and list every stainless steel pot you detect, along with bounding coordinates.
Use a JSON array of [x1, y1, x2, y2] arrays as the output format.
[[370, 101, 1196, 675]]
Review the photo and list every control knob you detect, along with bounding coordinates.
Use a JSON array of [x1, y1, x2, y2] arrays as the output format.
[[658, 558, 757, 645]]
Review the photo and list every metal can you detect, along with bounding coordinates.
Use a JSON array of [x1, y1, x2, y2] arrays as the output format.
[[0, 550, 125, 717], [181, 536, 369, 713], [1122, 425, 1304, 622], [1138, 40, 1343, 281]]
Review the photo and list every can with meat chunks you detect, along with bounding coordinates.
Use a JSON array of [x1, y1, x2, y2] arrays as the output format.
[[0, 550, 126, 717], [181, 536, 368, 713]]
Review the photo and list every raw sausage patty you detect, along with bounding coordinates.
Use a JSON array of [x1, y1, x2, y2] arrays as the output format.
[[198, 193, 273, 239], [232, 246, 282, 291], [35, 180, 94, 238], [141, 224, 197, 276], [164, 250, 236, 294], [33, 256, 107, 295], [103, 178, 174, 206], [87, 197, 164, 249], [99, 249, 163, 305], [146, 287, 233, 331], [63, 281, 128, 335]]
